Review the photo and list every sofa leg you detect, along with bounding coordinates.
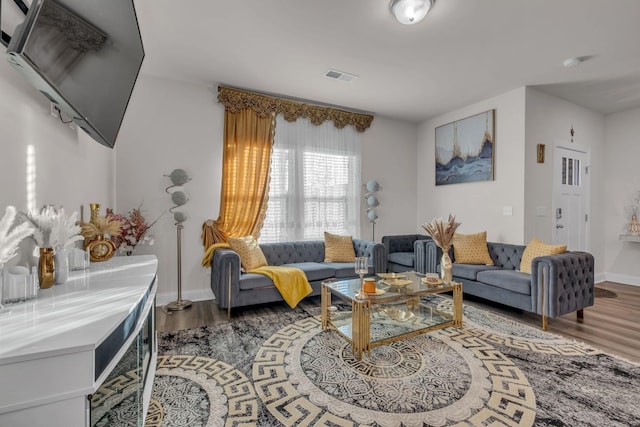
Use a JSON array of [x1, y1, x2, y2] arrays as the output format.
[[541, 315, 548, 331], [577, 309, 584, 322]]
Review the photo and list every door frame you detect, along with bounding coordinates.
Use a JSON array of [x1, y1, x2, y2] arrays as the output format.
[[552, 142, 591, 251]]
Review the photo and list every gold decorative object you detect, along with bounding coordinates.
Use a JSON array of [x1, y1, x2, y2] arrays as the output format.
[[629, 214, 640, 236], [422, 214, 461, 284], [80, 211, 121, 262], [87, 235, 116, 262], [217, 86, 374, 132], [38, 247, 55, 289], [89, 203, 101, 224]]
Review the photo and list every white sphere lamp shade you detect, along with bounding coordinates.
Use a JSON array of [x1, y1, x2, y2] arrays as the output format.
[[168, 169, 191, 186], [367, 195, 379, 207], [171, 191, 189, 206], [367, 210, 378, 222], [365, 180, 380, 193], [389, 0, 434, 25], [173, 211, 187, 224]]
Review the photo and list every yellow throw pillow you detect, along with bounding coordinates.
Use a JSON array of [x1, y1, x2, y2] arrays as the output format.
[[324, 232, 356, 262], [452, 231, 494, 265], [520, 238, 567, 274], [227, 236, 268, 271]]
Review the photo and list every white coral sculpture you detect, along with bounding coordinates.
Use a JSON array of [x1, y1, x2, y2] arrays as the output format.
[[0, 206, 35, 268], [50, 209, 83, 248], [23, 205, 83, 249]]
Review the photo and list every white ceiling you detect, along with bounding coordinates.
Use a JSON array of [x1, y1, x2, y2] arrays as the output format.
[[6, 0, 640, 122]]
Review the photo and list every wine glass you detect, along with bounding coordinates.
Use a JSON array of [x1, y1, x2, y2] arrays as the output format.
[[354, 257, 368, 298]]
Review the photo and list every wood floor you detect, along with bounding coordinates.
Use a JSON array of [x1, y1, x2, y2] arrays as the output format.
[[156, 281, 640, 364]]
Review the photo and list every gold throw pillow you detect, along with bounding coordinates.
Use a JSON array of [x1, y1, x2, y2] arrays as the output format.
[[227, 236, 268, 271], [324, 232, 356, 262], [520, 238, 567, 274], [452, 231, 494, 265]]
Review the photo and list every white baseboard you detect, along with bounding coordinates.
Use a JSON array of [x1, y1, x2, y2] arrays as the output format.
[[155, 288, 215, 306], [603, 273, 640, 287]]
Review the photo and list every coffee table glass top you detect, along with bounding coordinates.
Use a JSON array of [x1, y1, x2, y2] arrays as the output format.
[[324, 271, 453, 302]]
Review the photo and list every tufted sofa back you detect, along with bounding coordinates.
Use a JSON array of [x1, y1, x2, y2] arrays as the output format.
[[487, 242, 526, 270], [261, 241, 326, 265]]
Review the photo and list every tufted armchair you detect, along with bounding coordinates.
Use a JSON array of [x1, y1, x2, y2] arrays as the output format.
[[381, 234, 433, 273], [425, 241, 595, 329]]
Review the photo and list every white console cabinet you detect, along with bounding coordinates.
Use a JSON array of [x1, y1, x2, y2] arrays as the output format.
[[0, 255, 158, 427]]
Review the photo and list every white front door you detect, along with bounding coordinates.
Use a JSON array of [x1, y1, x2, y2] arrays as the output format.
[[553, 145, 590, 251]]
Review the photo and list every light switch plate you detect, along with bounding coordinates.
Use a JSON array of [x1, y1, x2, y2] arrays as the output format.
[[503, 206, 513, 216]]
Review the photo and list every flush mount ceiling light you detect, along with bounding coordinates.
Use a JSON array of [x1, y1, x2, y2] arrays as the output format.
[[563, 56, 590, 68], [389, 0, 435, 25]]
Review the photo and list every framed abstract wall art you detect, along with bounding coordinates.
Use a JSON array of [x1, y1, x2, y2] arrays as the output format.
[[435, 109, 495, 186]]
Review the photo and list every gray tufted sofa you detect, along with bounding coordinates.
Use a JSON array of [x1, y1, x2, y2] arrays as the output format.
[[424, 240, 595, 329], [210, 239, 386, 317], [382, 234, 433, 273]]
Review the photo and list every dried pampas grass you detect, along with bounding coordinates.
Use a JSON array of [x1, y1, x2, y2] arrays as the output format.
[[422, 214, 461, 250], [80, 216, 122, 241]]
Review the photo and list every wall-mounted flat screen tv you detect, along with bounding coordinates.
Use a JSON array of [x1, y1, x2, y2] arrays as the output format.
[[6, 0, 144, 148]]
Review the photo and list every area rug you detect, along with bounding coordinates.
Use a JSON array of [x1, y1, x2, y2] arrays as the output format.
[[147, 298, 639, 426], [594, 287, 618, 298]]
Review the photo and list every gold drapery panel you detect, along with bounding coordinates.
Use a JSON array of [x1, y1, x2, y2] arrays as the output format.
[[201, 108, 275, 251], [217, 86, 374, 132]]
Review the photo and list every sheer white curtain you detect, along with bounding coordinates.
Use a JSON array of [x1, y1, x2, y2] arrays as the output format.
[[260, 116, 362, 243]]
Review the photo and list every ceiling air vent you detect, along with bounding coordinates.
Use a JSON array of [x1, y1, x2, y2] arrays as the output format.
[[323, 69, 358, 83]]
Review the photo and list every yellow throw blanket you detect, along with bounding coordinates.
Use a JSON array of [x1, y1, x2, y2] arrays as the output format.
[[201, 242, 231, 267], [249, 266, 312, 308]]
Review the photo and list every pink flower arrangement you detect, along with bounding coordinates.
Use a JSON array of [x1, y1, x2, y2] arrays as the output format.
[[106, 204, 160, 255]]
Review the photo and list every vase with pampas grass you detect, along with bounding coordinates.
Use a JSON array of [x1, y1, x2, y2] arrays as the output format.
[[422, 214, 461, 284]]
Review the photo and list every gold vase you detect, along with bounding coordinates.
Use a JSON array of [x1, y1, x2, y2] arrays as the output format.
[[38, 247, 55, 289], [441, 251, 453, 284], [89, 203, 101, 224], [85, 203, 102, 249], [87, 235, 116, 262], [630, 214, 640, 236]]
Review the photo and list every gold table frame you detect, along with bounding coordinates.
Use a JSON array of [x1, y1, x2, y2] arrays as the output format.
[[321, 273, 463, 360]]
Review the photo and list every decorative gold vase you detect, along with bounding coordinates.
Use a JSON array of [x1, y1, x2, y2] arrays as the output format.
[[38, 247, 55, 289], [85, 203, 101, 249], [629, 214, 640, 236], [87, 235, 116, 262], [89, 203, 101, 224], [441, 251, 453, 284]]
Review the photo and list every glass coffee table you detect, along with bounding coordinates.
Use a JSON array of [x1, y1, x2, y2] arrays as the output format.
[[321, 272, 463, 359]]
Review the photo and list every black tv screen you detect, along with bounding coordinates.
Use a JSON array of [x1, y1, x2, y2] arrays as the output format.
[[6, 0, 144, 148]]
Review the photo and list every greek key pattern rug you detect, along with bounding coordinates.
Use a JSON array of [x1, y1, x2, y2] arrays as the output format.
[[142, 297, 638, 426]]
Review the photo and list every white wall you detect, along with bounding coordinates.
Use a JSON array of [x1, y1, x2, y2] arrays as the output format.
[[360, 116, 418, 241], [524, 88, 606, 274], [0, 57, 114, 268], [417, 88, 527, 243], [603, 107, 640, 285], [116, 75, 418, 303], [114, 74, 222, 304]]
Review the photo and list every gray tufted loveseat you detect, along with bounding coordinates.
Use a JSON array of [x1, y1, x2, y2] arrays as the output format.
[[210, 239, 386, 317], [424, 240, 595, 329]]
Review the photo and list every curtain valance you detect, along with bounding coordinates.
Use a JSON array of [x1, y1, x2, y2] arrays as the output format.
[[217, 86, 374, 132]]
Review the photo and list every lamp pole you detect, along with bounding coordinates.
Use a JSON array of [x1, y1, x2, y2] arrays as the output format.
[[166, 222, 191, 311]]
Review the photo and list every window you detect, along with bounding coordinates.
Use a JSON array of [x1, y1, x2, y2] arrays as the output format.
[[259, 116, 361, 243]]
